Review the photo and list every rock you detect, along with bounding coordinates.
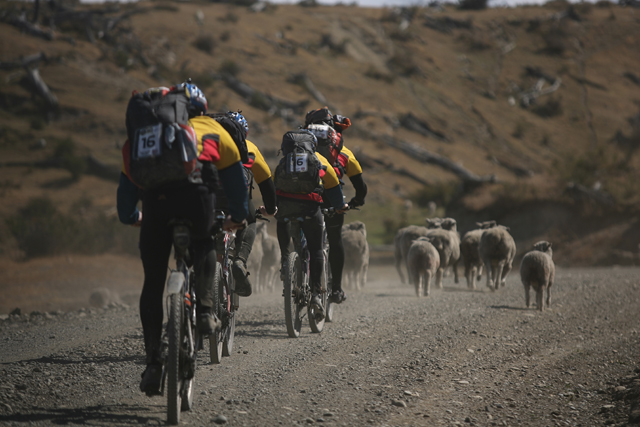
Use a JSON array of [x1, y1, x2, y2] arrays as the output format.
[[392, 400, 407, 408], [212, 414, 227, 424]]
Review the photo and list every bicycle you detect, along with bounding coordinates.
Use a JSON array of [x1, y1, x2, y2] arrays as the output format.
[[209, 210, 238, 364], [322, 205, 357, 323], [282, 214, 329, 338], [160, 219, 200, 425]]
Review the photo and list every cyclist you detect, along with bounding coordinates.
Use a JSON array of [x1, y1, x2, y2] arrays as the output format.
[[117, 82, 248, 396], [304, 107, 368, 304], [223, 112, 278, 297], [275, 129, 348, 319]]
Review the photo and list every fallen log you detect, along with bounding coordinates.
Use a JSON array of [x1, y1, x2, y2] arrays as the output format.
[[0, 52, 47, 71], [288, 73, 329, 106], [216, 73, 309, 119], [26, 67, 58, 109], [8, 14, 54, 40], [398, 112, 449, 142], [354, 150, 431, 186], [385, 138, 495, 184]]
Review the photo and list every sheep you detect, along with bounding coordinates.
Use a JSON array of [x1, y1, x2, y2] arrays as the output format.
[[478, 225, 516, 291], [407, 236, 440, 297], [394, 225, 431, 284], [460, 221, 497, 289], [246, 222, 265, 291], [341, 221, 369, 290], [426, 217, 461, 288], [259, 232, 281, 292], [520, 241, 555, 311]]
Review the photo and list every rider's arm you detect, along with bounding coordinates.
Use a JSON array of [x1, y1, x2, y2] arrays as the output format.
[[218, 162, 249, 222], [316, 153, 346, 209], [247, 140, 277, 215], [339, 147, 367, 206], [116, 172, 141, 225]]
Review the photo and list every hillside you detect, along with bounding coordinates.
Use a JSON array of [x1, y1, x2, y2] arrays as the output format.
[[1, 0, 639, 267]]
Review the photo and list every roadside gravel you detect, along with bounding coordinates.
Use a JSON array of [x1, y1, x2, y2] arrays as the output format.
[[1, 265, 639, 426]]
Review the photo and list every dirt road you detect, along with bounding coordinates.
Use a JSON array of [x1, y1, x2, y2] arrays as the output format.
[[1, 265, 639, 426]]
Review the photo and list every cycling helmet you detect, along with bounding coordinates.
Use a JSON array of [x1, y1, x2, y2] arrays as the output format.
[[304, 107, 333, 127], [227, 111, 249, 138], [182, 81, 207, 116]]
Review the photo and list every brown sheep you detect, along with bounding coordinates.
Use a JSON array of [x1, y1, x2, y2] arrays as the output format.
[[520, 241, 555, 311], [478, 225, 516, 291]]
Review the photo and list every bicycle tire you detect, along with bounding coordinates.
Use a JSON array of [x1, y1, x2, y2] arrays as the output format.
[[222, 272, 235, 356], [209, 262, 223, 364], [324, 254, 335, 323], [167, 292, 182, 425], [308, 280, 326, 334], [284, 252, 302, 338]]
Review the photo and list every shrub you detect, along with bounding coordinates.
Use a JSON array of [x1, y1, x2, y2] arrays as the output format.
[[54, 138, 85, 181], [6, 197, 77, 258], [364, 67, 394, 83], [531, 97, 563, 118], [458, 0, 487, 10], [193, 34, 216, 55], [219, 60, 241, 77]]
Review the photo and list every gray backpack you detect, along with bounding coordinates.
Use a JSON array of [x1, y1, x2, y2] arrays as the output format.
[[274, 130, 322, 194]]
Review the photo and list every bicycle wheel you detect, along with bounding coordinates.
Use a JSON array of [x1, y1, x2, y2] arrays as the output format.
[[308, 281, 326, 334], [167, 292, 182, 425], [284, 252, 303, 338], [222, 273, 235, 357], [209, 262, 223, 364], [324, 254, 335, 323]]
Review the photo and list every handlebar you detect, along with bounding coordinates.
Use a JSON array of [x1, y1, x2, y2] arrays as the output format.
[[255, 209, 270, 222]]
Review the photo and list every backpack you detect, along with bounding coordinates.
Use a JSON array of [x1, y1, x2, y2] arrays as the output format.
[[307, 123, 343, 165], [274, 130, 322, 194], [206, 113, 250, 164], [125, 87, 198, 190]]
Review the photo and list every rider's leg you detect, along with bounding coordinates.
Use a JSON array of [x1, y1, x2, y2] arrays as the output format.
[[301, 208, 325, 294], [233, 200, 256, 297], [325, 212, 345, 292], [192, 236, 221, 334]]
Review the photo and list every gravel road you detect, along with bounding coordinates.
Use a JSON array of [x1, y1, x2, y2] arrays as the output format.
[[1, 265, 640, 426]]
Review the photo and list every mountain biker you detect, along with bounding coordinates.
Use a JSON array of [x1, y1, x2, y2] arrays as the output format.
[[117, 82, 248, 396], [275, 130, 348, 319], [223, 112, 278, 297], [304, 107, 368, 305]]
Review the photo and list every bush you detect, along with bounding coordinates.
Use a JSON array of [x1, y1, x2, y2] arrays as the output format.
[[219, 60, 241, 77], [458, 0, 487, 10], [54, 138, 85, 181], [193, 34, 216, 55], [531, 97, 563, 118], [6, 197, 77, 258], [5, 196, 141, 259]]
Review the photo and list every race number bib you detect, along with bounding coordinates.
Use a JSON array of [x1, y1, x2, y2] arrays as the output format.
[[294, 152, 308, 172], [135, 124, 162, 159]]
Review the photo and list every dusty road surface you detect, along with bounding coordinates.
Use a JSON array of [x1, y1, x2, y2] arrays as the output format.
[[1, 265, 640, 426]]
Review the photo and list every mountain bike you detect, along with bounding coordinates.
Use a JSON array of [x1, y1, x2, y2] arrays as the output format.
[[209, 210, 238, 364], [322, 206, 356, 323], [282, 215, 328, 338], [160, 219, 200, 425]]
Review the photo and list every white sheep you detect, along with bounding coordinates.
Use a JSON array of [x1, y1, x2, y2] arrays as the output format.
[[258, 223, 280, 292], [341, 221, 369, 290], [426, 217, 461, 288], [478, 225, 516, 291], [520, 241, 555, 311], [394, 225, 431, 284], [407, 236, 440, 297], [460, 221, 496, 289]]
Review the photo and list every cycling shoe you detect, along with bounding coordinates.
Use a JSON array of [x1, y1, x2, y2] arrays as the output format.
[[310, 294, 325, 320], [232, 259, 252, 297], [329, 289, 347, 304], [197, 312, 221, 336], [140, 363, 163, 396]]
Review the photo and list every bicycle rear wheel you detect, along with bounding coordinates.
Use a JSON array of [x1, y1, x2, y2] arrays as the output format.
[[222, 273, 236, 357], [284, 252, 303, 338], [324, 255, 335, 323], [209, 262, 223, 364], [167, 292, 182, 425]]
